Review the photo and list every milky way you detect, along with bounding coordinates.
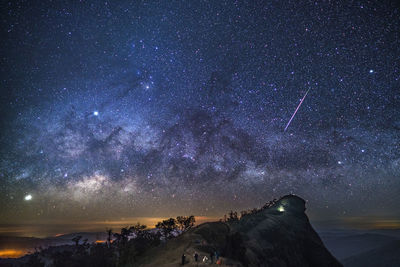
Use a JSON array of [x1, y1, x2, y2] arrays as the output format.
[[1, 1, 399, 234]]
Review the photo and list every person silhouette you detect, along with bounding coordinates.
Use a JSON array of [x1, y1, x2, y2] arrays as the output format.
[[181, 253, 186, 265], [194, 252, 199, 262]]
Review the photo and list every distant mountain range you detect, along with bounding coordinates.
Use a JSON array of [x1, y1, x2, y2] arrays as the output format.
[[342, 240, 400, 267], [319, 229, 400, 267]]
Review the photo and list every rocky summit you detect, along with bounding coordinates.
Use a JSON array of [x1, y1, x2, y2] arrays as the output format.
[[136, 195, 342, 267]]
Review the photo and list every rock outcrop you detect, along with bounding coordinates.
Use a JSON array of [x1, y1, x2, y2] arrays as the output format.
[[137, 195, 342, 266]]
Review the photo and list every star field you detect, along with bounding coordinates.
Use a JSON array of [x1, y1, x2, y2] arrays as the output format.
[[0, 0, 399, 235]]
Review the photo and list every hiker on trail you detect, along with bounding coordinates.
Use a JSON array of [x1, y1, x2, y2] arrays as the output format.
[[194, 252, 199, 262], [210, 251, 214, 263], [215, 251, 219, 260], [181, 253, 186, 265]]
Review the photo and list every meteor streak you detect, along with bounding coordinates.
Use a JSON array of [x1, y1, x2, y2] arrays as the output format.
[[284, 89, 310, 132]]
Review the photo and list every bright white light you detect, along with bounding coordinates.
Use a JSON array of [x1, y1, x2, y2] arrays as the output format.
[[369, 69, 374, 73], [24, 194, 32, 201], [278, 206, 285, 212], [93, 111, 99, 116]]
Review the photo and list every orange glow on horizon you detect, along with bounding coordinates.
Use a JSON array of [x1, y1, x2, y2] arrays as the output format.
[[95, 240, 106, 243], [341, 217, 400, 229], [371, 221, 400, 229], [0, 216, 222, 237], [0, 249, 28, 258], [87, 215, 221, 229]]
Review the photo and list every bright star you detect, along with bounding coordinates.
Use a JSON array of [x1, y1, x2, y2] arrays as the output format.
[[93, 111, 99, 116], [24, 194, 32, 201], [369, 69, 374, 73]]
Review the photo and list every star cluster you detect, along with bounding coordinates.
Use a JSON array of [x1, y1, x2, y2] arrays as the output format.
[[0, 1, 399, 234]]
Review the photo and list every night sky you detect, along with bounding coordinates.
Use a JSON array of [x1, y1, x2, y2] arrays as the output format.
[[1, 1, 399, 237]]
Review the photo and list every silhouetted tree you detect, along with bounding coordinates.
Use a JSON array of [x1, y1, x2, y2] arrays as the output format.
[[156, 218, 177, 239], [240, 210, 249, 218], [176, 215, 196, 231], [113, 232, 122, 246], [176, 216, 186, 231], [227, 211, 239, 221], [184, 215, 195, 230], [72, 235, 82, 247], [113, 227, 131, 265], [262, 198, 278, 209], [120, 227, 131, 245], [106, 228, 113, 248], [129, 222, 147, 238]]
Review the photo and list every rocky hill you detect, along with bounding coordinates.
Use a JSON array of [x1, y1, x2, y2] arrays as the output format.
[[136, 195, 342, 266]]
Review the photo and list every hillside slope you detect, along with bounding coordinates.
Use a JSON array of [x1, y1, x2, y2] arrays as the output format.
[[137, 195, 342, 266]]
